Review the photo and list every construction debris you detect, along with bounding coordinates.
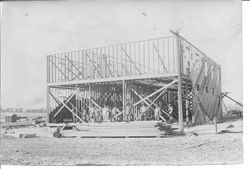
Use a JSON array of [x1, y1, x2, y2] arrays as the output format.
[[19, 133, 37, 138], [155, 122, 173, 135], [185, 131, 199, 137], [226, 124, 234, 128], [217, 129, 230, 134]]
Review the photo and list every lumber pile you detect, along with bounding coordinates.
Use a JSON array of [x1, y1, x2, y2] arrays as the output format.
[[59, 121, 174, 138]]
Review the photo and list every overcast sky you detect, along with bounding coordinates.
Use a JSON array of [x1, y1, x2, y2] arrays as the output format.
[[1, 0, 242, 109]]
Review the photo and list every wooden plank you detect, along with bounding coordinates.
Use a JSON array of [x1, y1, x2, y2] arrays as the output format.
[[59, 121, 170, 138]]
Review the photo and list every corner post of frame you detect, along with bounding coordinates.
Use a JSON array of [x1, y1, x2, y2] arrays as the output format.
[[46, 55, 50, 123], [171, 30, 184, 132]]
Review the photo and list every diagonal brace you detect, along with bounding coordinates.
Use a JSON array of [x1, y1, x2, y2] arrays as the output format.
[[51, 92, 75, 118], [121, 47, 142, 75], [131, 88, 176, 121], [65, 55, 84, 79], [133, 79, 178, 107], [86, 52, 103, 78], [153, 43, 168, 73], [51, 59, 70, 81]]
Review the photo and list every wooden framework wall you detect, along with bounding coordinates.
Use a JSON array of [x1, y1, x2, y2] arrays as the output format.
[[46, 32, 222, 131], [47, 36, 178, 85], [177, 33, 222, 125]]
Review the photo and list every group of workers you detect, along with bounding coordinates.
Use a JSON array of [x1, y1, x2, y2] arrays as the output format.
[[78, 101, 174, 123], [79, 103, 121, 123]]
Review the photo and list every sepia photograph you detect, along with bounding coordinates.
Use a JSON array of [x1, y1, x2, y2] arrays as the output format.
[[0, 0, 243, 166]]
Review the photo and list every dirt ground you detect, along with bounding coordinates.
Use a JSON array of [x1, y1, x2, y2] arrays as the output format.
[[0, 119, 243, 166]]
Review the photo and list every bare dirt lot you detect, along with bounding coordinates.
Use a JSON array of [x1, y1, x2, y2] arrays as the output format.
[[0, 119, 243, 166]]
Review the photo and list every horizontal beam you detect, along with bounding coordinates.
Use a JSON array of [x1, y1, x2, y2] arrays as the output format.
[[48, 72, 178, 87]]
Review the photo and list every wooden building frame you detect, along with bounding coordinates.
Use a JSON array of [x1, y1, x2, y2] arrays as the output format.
[[46, 31, 222, 132]]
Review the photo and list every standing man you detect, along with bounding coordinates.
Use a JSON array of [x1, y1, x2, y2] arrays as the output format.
[[154, 103, 161, 121], [82, 106, 87, 122], [89, 103, 95, 123], [102, 104, 110, 122], [94, 106, 100, 122], [111, 103, 120, 122], [140, 103, 147, 121], [168, 103, 174, 122], [125, 102, 132, 122]]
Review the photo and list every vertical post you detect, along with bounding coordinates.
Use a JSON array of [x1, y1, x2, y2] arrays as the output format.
[[219, 66, 222, 118], [47, 55, 50, 83], [46, 55, 50, 123], [89, 84, 91, 108], [214, 116, 217, 134], [192, 114, 195, 124], [176, 32, 184, 132], [51, 57, 53, 83], [76, 85, 80, 123], [123, 80, 125, 121], [46, 86, 50, 123], [186, 99, 189, 123], [71, 88, 75, 123], [122, 80, 126, 121]]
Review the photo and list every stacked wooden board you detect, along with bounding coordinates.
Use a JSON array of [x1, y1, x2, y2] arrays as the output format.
[[54, 121, 174, 138]]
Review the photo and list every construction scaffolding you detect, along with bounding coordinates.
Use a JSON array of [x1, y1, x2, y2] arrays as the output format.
[[46, 31, 222, 131]]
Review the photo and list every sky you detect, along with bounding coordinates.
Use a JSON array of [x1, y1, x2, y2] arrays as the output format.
[[1, 0, 242, 109]]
